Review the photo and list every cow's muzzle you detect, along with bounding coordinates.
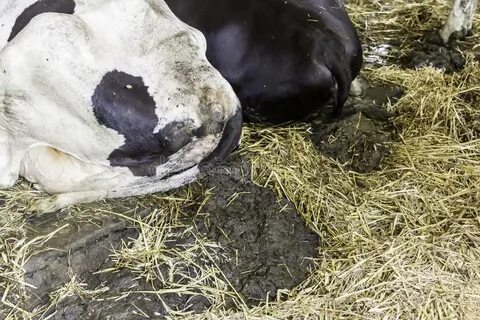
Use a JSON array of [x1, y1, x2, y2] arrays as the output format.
[[199, 108, 243, 171]]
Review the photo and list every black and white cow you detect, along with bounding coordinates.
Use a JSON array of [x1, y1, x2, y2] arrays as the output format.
[[165, 0, 363, 123], [0, 0, 242, 211]]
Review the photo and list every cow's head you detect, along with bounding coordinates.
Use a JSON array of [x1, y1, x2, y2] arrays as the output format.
[[0, 0, 242, 199]]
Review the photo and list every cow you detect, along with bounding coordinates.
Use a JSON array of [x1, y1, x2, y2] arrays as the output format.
[[0, 0, 242, 212], [440, 0, 478, 44], [164, 0, 478, 123], [164, 0, 363, 124]]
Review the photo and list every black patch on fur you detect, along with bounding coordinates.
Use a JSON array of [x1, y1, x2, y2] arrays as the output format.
[[8, 0, 76, 42], [92, 70, 192, 176]]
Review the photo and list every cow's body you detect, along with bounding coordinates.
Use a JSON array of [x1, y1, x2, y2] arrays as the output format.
[[0, 0, 242, 211], [164, 0, 477, 123], [165, 0, 363, 123]]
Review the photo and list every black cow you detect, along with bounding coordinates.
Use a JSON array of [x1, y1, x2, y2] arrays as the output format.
[[165, 0, 363, 123]]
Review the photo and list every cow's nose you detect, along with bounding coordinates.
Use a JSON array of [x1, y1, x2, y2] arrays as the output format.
[[208, 102, 225, 119], [199, 108, 243, 168], [195, 102, 230, 136]]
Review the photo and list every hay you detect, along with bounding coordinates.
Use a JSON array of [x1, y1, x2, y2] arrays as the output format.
[[1, 0, 480, 319], [108, 208, 243, 310]]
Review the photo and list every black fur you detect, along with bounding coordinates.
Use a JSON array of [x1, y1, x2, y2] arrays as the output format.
[[165, 0, 362, 123]]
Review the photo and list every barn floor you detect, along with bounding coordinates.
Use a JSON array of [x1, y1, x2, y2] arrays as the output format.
[[1, 0, 480, 319]]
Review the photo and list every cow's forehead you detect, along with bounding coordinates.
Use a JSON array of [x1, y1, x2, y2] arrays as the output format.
[[0, 0, 208, 82], [0, 0, 202, 51], [0, 0, 215, 100], [0, 0, 238, 159]]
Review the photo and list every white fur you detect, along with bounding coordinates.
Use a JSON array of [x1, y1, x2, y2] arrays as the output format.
[[0, 0, 240, 211], [441, 0, 478, 43]]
